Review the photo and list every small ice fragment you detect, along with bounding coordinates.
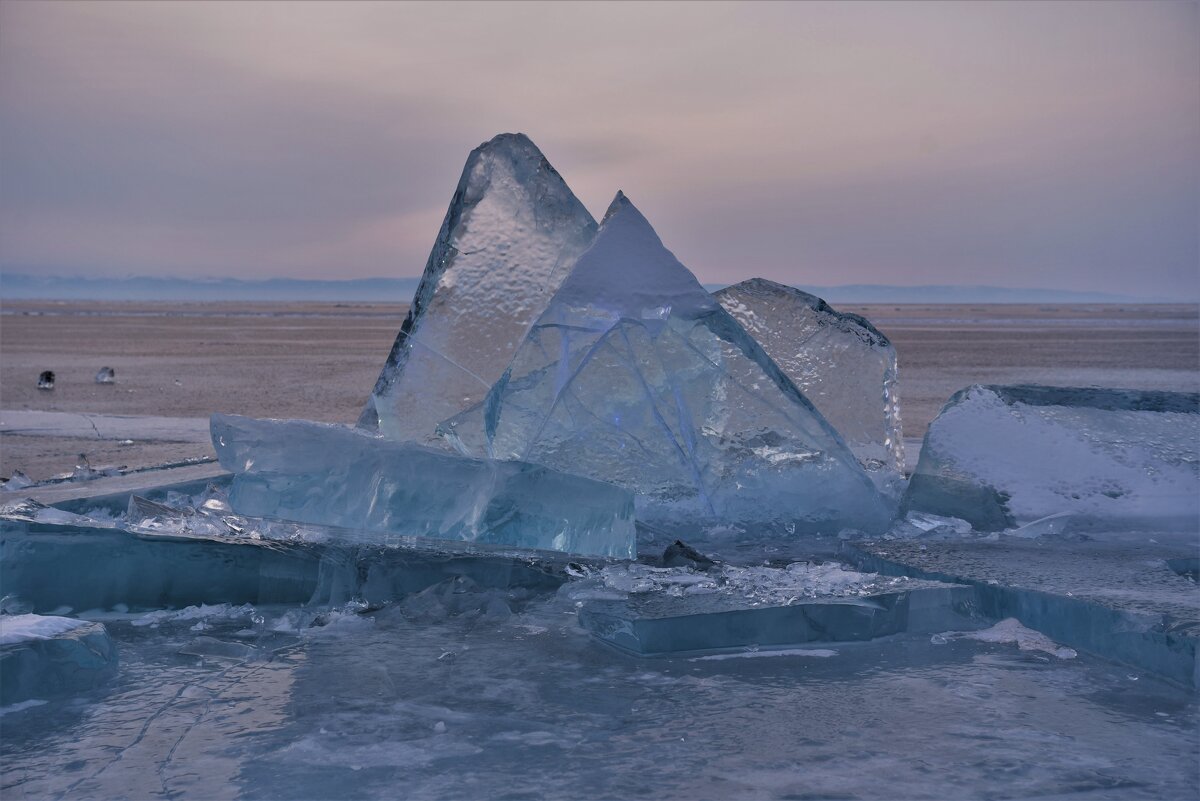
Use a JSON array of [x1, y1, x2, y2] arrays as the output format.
[[37, 371, 54, 390], [94, 367, 115, 384], [661, 540, 716, 571], [2, 470, 34, 491], [0, 595, 33, 615], [178, 636, 259, 662], [0, 615, 118, 704], [940, 617, 1077, 659], [691, 648, 839, 661], [71, 454, 97, 482], [433, 721, 447, 733], [117, 439, 135, 447]]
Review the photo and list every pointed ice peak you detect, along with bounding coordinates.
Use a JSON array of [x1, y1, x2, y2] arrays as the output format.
[[459, 133, 554, 200], [359, 131, 597, 440], [601, 189, 631, 223], [550, 193, 719, 325]]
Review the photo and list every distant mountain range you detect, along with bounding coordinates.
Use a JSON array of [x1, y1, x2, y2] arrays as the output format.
[[0, 272, 1167, 304]]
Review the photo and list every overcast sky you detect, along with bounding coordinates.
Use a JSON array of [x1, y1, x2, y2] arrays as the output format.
[[1, 1, 1196, 297]]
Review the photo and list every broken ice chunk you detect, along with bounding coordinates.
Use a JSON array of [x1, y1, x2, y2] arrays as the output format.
[[439, 194, 892, 537], [572, 563, 979, 656], [0, 615, 118, 704], [2, 470, 34, 491], [361, 133, 598, 443], [903, 385, 1200, 531], [37, 371, 54, 390], [94, 367, 116, 384], [714, 279, 903, 476], [212, 414, 636, 558]]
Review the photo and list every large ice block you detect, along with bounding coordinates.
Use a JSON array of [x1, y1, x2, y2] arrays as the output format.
[[438, 194, 892, 536], [903, 385, 1200, 531], [0, 615, 118, 704], [213, 414, 635, 558], [361, 133, 598, 443], [714, 278, 903, 475]]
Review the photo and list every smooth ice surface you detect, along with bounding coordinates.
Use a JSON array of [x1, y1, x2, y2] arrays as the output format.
[[439, 195, 890, 536], [715, 278, 903, 475], [0, 615, 117, 705], [213, 414, 635, 558], [361, 133, 598, 442], [2, 593, 1195, 800], [903, 385, 1200, 530]]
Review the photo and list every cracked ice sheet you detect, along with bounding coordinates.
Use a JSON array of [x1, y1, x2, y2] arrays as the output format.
[[1, 596, 1197, 800]]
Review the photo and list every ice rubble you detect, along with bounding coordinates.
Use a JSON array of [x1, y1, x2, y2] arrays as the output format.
[[439, 193, 891, 536], [0, 614, 118, 704], [361, 133, 598, 443], [715, 278, 903, 476], [903, 385, 1200, 531], [213, 414, 636, 558]]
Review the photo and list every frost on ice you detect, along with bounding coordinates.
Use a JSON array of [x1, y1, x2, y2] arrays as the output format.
[[361, 133, 598, 444], [714, 278, 903, 477], [903, 385, 1200, 531], [438, 193, 891, 535], [213, 413, 636, 558]]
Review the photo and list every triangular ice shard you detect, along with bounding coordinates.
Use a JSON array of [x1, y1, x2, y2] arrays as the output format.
[[360, 133, 598, 443], [439, 194, 891, 536], [715, 278, 904, 476]]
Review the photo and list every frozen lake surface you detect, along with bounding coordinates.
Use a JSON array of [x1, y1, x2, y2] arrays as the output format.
[[2, 592, 1196, 801]]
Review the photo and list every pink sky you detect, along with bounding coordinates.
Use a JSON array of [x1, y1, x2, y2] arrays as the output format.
[[1, 1, 1196, 298]]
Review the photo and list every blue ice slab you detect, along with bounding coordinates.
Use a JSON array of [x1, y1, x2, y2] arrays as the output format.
[[213, 414, 636, 559], [1, 508, 567, 613], [0, 615, 118, 704], [571, 563, 979, 656], [845, 536, 1200, 687], [579, 585, 978, 656], [903, 385, 1200, 531]]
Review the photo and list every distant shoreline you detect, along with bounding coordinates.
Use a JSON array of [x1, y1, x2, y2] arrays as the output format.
[[0, 273, 1181, 304]]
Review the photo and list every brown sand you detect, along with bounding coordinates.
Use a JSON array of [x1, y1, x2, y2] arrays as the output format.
[[2, 300, 1197, 480]]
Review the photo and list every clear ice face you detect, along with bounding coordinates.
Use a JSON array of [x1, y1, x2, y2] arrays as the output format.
[[212, 414, 636, 558], [715, 278, 903, 475], [361, 133, 598, 444], [903, 385, 1200, 531], [439, 194, 892, 536], [36, 371, 54, 391]]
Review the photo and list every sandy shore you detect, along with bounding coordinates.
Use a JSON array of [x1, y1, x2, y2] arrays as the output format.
[[2, 300, 1196, 480]]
